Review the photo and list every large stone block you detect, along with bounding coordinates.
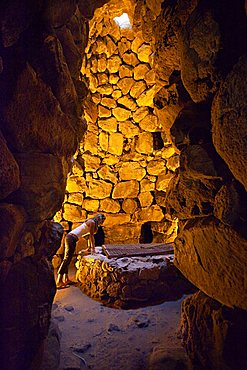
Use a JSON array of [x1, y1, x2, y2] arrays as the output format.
[[139, 114, 159, 132], [82, 198, 99, 212], [8, 153, 68, 221], [82, 153, 101, 172], [63, 203, 86, 222], [136, 132, 153, 154], [103, 214, 131, 227], [55, 26, 81, 78], [104, 223, 140, 244], [156, 172, 175, 191], [136, 85, 157, 106], [212, 56, 247, 191], [214, 182, 241, 226], [180, 144, 219, 179], [99, 198, 120, 213], [147, 159, 166, 176], [84, 132, 98, 154], [122, 51, 139, 66], [180, 3, 221, 102], [37, 220, 64, 260], [122, 198, 138, 214], [0, 256, 56, 370], [165, 173, 219, 219], [131, 34, 144, 54], [112, 180, 139, 199], [2, 64, 80, 155], [133, 63, 150, 80], [98, 165, 117, 183], [0, 204, 26, 260], [181, 291, 247, 370], [32, 34, 79, 116], [44, 0, 77, 28], [99, 131, 109, 151], [101, 97, 117, 109], [139, 191, 153, 208], [119, 64, 133, 78], [119, 162, 146, 181], [0, 131, 20, 200], [137, 205, 164, 222], [98, 117, 117, 132], [130, 80, 147, 99], [112, 107, 131, 121], [117, 95, 137, 111], [118, 121, 140, 138], [0, 0, 43, 47], [86, 179, 112, 199], [66, 176, 87, 193], [108, 132, 124, 156], [117, 77, 135, 95], [137, 43, 152, 63], [107, 55, 122, 73], [175, 217, 247, 310]]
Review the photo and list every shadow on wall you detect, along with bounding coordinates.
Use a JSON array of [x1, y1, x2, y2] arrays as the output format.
[[95, 226, 105, 246], [139, 222, 153, 243]]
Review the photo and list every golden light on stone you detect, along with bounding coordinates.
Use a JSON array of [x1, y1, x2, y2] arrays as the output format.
[[55, 3, 180, 247]]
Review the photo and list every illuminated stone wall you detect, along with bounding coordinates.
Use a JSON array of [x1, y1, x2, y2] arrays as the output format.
[[55, 7, 180, 251]]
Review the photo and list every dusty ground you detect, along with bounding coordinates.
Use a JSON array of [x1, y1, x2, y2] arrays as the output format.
[[52, 269, 188, 370]]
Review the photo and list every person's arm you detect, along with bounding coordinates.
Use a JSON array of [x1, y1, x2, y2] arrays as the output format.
[[86, 219, 97, 254], [89, 233, 96, 254]]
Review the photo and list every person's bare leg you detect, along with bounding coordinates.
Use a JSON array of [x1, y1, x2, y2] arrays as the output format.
[[56, 273, 64, 287], [63, 273, 69, 284], [63, 273, 76, 285]]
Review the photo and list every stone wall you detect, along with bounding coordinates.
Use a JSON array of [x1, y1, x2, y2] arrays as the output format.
[[133, 0, 247, 368], [55, 5, 180, 252], [0, 0, 247, 369], [0, 1, 97, 369]]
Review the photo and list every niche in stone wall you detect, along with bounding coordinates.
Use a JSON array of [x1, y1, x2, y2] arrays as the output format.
[[54, 1, 179, 254]]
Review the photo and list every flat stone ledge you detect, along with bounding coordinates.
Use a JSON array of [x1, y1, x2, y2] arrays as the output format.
[[76, 247, 195, 309]]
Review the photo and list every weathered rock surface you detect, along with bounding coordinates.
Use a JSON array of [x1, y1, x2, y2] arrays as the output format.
[[165, 173, 219, 219], [2, 63, 81, 155], [0, 131, 20, 200], [148, 346, 188, 370], [0, 4, 87, 368], [175, 217, 247, 310], [212, 56, 247, 191], [0, 256, 57, 370], [180, 3, 221, 103], [181, 291, 247, 370], [8, 153, 68, 221], [0, 203, 26, 260]]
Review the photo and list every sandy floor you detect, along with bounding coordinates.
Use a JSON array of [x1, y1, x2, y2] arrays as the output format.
[[53, 273, 188, 370]]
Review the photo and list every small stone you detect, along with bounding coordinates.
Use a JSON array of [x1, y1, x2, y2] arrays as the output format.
[[64, 305, 74, 312], [122, 51, 139, 66], [72, 343, 91, 353], [107, 55, 122, 73], [119, 64, 133, 78], [133, 63, 150, 80], [117, 77, 135, 95], [112, 107, 131, 121], [134, 315, 150, 328], [108, 323, 121, 332]]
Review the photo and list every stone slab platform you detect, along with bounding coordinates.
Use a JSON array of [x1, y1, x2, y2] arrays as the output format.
[[76, 247, 195, 309], [102, 243, 174, 258]]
